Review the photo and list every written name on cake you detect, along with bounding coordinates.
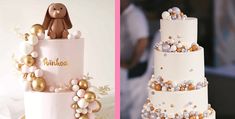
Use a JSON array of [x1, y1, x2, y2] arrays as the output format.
[[43, 57, 68, 66]]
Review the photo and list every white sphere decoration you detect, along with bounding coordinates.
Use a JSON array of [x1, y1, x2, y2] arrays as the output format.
[[19, 42, 33, 55], [76, 108, 83, 113], [27, 34, 39, 46], [170, 45, 177, 52], [162, 44, 170, 51], [77, 98, 89, 108], [161, 11, 170, 20], [71, 79, 78, 85], [172, 7, 181, 14], [49, 86, 55, 92], [67, 34, 74, 40], [168, 8, 173, 13], [77, 89, 86, 98], [81, 108, 88, 114], [21, 65, 29, 73], [31, 51, 38, 58], [45, 36, 51, 39], [34, 69, 43, 77], [29, 66, 37, 72], [72, 85, 80, 92], [54, 88, 62, 93], [75, 113, 80, 118], [73, 30, 81, 39], [73, 96, 79, 102], [37, 32, 45, 40], [88, 101, 97, 110], [177, 43, 183, 48], [26, 74, 33, 82]]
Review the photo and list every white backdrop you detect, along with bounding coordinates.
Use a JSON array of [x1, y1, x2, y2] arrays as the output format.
[[0, 1, 114, 118]]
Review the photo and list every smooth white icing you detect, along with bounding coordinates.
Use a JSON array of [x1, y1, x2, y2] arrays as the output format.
[[24, 91, 75, 119], [35, 39, 84, 87], [154, 47, 204, 84], [148, 86, 208, 115], [160, 17, 197, 46]]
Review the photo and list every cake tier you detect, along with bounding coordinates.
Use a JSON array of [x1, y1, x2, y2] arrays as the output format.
[[154, 47, 204, 84], [35, 39, 84, 87], [24, 92, 75, 119], [160, 17, 197, 46], [148, 86, 208, 115]]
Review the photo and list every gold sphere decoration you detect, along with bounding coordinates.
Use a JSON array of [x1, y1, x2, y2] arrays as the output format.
[[24, 33, 30, 41], [29, 72, 36, 80], [92, 100, 102, 112], [23, 55, 35, 66], [30, 24, 45, 34], [84, 91, 96, 103], [78, 79, 89, 90], [31, 77, 46, 92], [78, 114, 88, 119], [71, 103, 79, 109], [16, 63, 23, 71]]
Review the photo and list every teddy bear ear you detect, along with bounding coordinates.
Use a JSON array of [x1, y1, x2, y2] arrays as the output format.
[[64, 7, 72, 29], [42, 4, 53, 30]]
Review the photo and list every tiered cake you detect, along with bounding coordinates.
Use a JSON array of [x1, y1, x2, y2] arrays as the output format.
[[14, 3, 101, 119], [141, 7, 216, 119]]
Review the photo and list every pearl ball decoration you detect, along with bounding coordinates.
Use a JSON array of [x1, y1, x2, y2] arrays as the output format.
[[172, 7, 181, 14], [20, 42, 33, 55], [31, 77, 46, 92], [72, 85, 80, 92], [73, 96, 79, 102], [162, 11, 170, 20], [71, 103, 79, 109], [27, 34, 38, 46], [75, 113, 80, 118], [71, 79, 78, 85], [81, 108, 88, 114], [29, 66, 37, 72], [34, 69, 43, 77], [49, 86, 55, 92], [68, 34, 74, 40], [73, 30, 81, 39], [84, 91, 96, 103], [31, 51, 38, 58], [77, 98, 89, 108], [21, 65, 29, 73], [77, 89, 86, 98], [37, 32, 45, 40], [169, 45, 177, 52]]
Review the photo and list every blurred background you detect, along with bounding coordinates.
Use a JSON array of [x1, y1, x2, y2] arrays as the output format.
[[121, 0, 235, 119]]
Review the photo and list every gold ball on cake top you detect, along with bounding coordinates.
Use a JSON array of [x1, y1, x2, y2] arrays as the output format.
[[30, 24, 45, 34], [84, 91, 96, 103], [31, 77, 46, 92], [78, 79, 89, 90], [71, 103, 79, 109]]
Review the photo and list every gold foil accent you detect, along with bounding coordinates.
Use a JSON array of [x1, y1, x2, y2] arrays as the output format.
[[43, 58, 68, 66]]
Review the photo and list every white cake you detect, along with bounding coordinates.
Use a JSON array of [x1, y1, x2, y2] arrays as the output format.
[[15, 26, 103, 119], [141, 7, 216, 119]]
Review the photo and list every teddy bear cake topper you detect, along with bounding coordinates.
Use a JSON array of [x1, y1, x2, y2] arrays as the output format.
[[42, 3, 72, 39]]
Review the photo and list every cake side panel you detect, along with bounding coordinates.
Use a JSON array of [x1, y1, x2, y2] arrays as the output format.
[[24, 92, 75, 119], [148, 86, 208, 115], [154, 48, 205, 83], [160, 18, 198, 46], [35, 39, 84, 87]]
